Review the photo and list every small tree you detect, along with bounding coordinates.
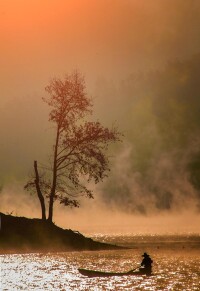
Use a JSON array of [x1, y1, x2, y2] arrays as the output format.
[[25, 72, 121, 223]]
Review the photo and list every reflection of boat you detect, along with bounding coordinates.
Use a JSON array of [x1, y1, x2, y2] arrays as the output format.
[[78, 268, 151, 277]]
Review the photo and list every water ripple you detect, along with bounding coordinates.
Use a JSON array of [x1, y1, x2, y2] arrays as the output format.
[[1, 236, 200, 290]]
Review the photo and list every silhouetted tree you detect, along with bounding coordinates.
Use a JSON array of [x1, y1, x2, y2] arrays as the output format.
[[25, 72, 121, 223], [25, 161, 47, 220]]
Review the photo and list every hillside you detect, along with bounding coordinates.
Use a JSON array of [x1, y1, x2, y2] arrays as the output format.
[[0, 213, 123, 253]]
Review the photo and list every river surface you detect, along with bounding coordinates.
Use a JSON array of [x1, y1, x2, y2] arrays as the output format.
[[1, 234, 200, 290]]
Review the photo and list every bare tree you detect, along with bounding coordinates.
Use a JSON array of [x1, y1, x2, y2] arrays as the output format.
[[25, 161, 47, 220], [25, 72, 121, 223]]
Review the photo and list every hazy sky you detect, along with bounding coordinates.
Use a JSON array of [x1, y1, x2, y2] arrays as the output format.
[[1, 0, 200, 232]]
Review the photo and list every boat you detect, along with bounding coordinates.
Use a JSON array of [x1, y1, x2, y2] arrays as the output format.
[[78, 268, 151, 277]]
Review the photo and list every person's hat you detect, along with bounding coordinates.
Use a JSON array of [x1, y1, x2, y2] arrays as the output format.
[[142, 252, 149, 257]]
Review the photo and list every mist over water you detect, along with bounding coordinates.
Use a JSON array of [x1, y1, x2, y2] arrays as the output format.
[[103, 55, 200, 217]]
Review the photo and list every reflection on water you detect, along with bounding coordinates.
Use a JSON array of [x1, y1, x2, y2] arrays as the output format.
[[1, 235, 200, 290]]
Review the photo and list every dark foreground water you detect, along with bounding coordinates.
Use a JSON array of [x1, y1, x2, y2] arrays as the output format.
[[1, 234, 200, 290]]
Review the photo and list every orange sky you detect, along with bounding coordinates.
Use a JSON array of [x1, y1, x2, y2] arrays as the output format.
[[1, 0, 200, 90], [1, 0, 199, 119], [2, 0, 200, 88]]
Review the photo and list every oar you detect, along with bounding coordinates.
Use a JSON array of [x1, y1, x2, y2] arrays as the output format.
[[128, 265, 140, 273]]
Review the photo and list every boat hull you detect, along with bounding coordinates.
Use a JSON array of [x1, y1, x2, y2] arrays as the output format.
[[78, 268, 150, 277]]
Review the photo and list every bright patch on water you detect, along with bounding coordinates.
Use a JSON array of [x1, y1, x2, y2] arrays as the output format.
[[1, 234, 200, 290]]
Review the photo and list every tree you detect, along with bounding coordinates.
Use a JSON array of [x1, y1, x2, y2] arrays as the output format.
[[25, 161, 47, 220], [25, 72, 121, 223]]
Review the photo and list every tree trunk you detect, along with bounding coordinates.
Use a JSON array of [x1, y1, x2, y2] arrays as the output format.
[[48, 191, 54, 223], [34, 161, 46, 221], [48, 126, 60, 223]]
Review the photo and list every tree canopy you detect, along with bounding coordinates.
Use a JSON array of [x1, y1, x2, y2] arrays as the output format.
[[25, 72, 121, 222]]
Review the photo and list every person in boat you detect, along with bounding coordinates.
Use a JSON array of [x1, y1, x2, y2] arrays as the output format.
[[140, 252, 153, 274]]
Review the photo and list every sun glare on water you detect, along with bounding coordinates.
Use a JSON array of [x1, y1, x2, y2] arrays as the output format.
[[1, 234, 200, 290]]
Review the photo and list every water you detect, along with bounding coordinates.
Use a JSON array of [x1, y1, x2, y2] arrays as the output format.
[[1, 234, 200, 290]]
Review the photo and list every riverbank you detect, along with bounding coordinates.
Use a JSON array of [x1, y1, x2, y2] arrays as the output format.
[[0, 213, 124, 253]]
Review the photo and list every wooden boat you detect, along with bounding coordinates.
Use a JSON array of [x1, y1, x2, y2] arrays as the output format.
[[78, 268, 151, 277]]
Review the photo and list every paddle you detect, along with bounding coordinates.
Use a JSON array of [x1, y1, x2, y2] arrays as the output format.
[[128, 265, 140, 273]]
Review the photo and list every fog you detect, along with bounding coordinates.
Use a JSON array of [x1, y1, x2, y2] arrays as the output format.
[[1, 0, 200, 232]]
